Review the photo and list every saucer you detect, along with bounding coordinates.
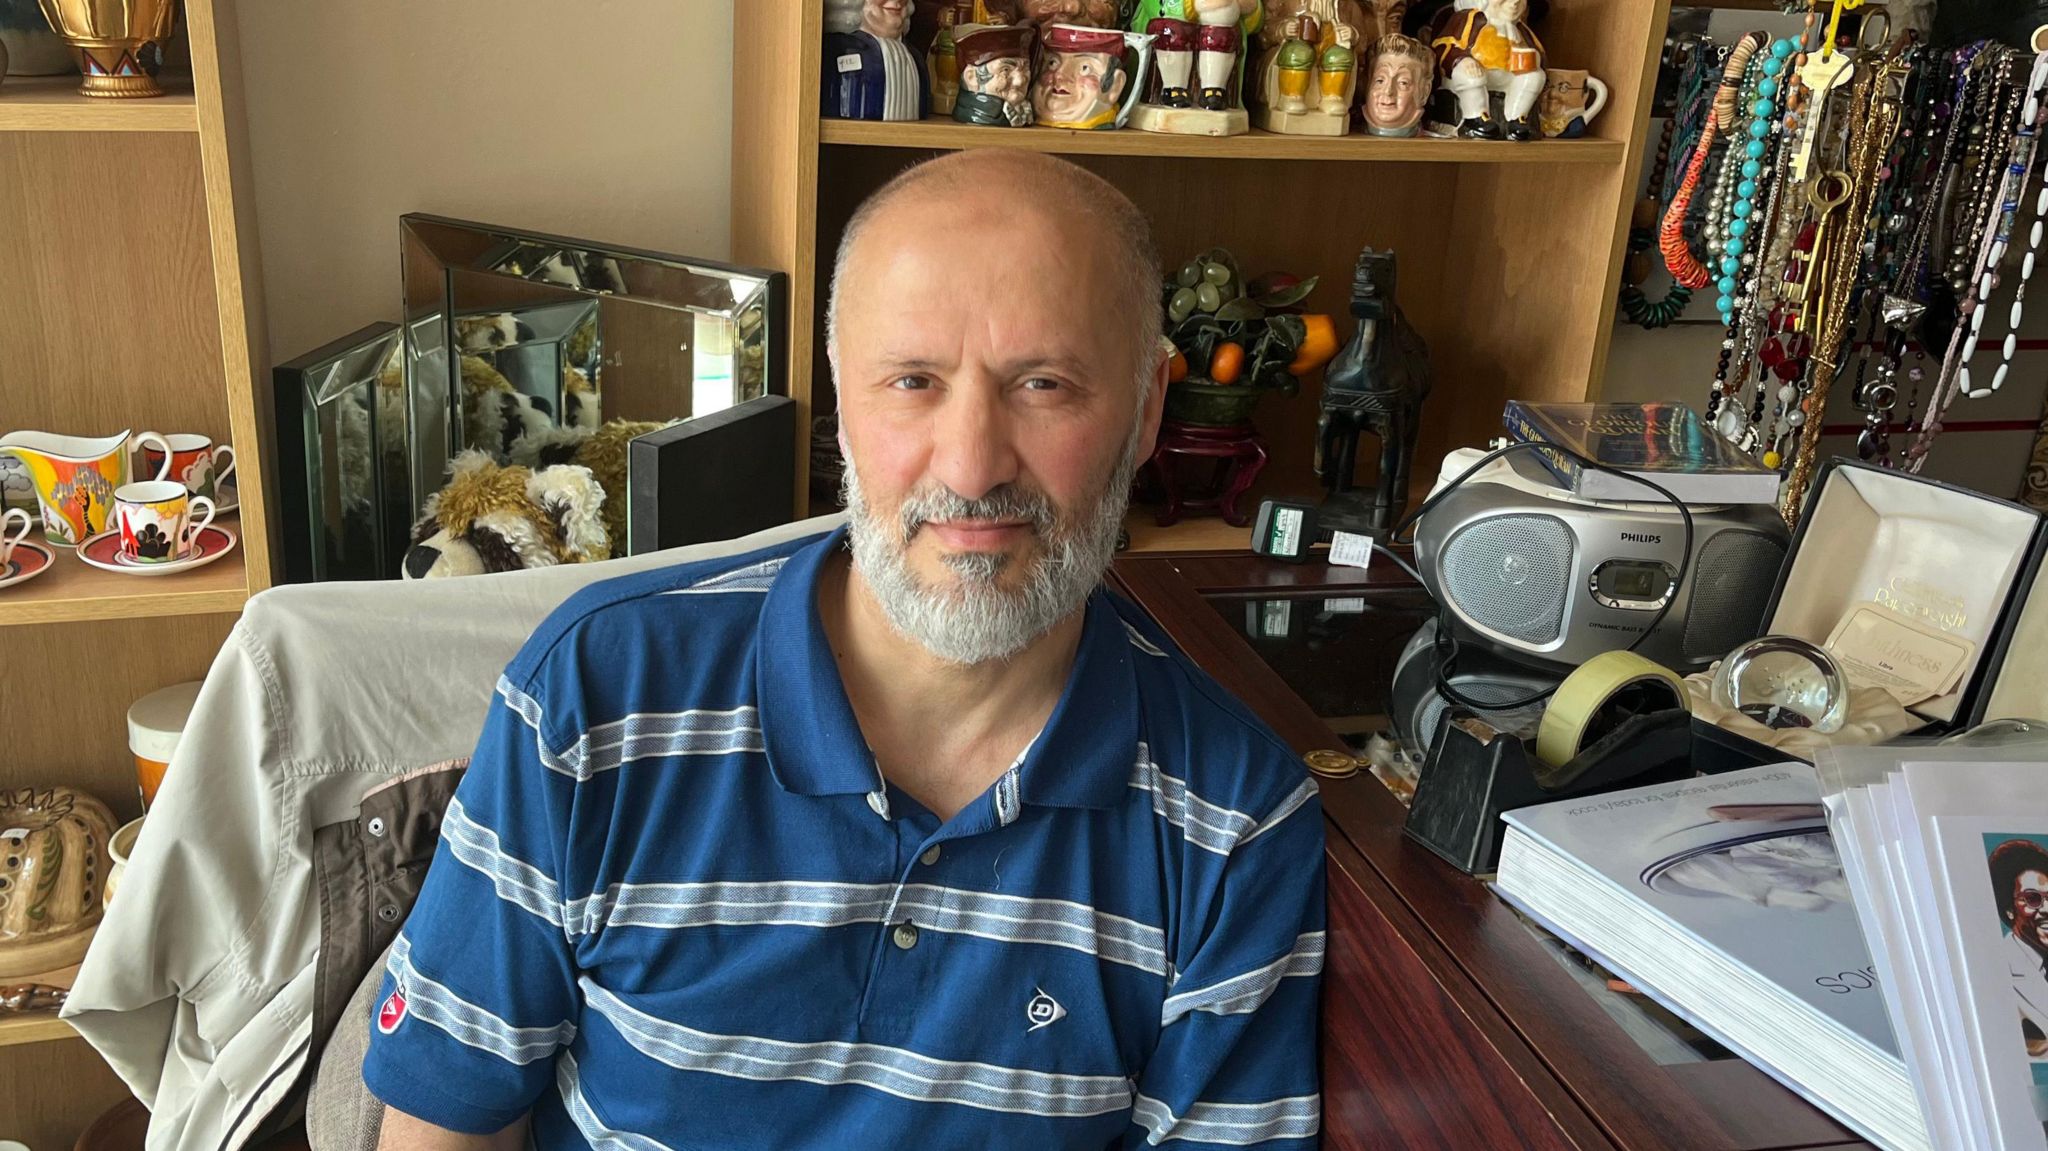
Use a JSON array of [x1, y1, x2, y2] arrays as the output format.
[[76, 525, 237, 577], [0, 541, 55, 591], [213, 479, 238, 516]]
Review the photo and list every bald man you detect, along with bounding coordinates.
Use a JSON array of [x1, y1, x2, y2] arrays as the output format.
[[365, 151, 1327, 1151]]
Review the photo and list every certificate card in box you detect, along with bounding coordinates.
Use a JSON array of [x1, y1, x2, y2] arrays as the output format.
[[1693, 458, 2043, 768]]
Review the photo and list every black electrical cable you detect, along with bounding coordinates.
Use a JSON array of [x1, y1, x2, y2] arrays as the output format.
[[1376, 440, 1696, 716]]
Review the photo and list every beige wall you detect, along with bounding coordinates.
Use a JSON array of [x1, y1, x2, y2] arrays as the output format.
[[238, 0, 735, 362]]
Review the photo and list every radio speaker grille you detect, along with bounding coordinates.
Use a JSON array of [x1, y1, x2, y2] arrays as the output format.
[[1683, 529, 1788, 662], [1441, 515, 1573, 644]]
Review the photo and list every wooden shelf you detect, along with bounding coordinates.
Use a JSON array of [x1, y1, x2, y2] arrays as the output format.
[[0, 76, 198, 133], [0, 535, 249, 626], [0, 1014, 78, 1049], [820, 116, 1627, 163]]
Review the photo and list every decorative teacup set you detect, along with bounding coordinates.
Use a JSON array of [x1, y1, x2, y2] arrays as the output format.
[[0, 429, 240, 591]]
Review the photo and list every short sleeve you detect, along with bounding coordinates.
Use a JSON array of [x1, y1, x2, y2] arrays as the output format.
[[360, 672, 582, 1133], [1128, 777, 1327, 1148]]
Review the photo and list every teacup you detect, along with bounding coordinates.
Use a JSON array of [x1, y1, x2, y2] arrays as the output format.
[[0, 508, 31, 567], [142, 434, 236, 502], [1539, 67, 1609, 139], [114, 480, 215, 564]]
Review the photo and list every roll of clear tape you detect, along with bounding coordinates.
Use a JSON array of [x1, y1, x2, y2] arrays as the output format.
[[1535, 650, 1691, 768]]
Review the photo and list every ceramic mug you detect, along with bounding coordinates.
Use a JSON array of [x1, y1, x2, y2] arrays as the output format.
[[0, 507, 30, 567], [1539, 67, 1608, 139], [1033, 23, 1155, 130], [114, 480, 215, 564], [142, 434, 236, 502]]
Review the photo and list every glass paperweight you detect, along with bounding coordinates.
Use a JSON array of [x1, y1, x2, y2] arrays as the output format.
[[1711, 636, 1849, 733]]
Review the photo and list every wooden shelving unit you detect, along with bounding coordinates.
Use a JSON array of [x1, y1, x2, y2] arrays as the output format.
[[733, 0, 1671, 549], [0, 1014, 79, 1050], [0, 545, 250, 626], [0, 3, 270, 1146], [820, 116, 1628, 163], [0, 75, 198, 131]]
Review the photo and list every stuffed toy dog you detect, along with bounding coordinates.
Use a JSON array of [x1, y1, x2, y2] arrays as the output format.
[[509, 417, 670, 558], [401, 451, 609, 579]]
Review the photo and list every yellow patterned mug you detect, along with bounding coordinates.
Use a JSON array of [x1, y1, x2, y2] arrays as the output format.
[[114, 480, 215, 564]]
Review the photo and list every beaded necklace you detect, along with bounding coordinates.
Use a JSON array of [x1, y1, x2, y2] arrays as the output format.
[[1961, 49, 2048, 400], [1905, 48, 2039, 471], [1664, 34, 1766, 292]]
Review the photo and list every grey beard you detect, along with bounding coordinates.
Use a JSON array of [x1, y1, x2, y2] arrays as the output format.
[[842, 425, 1142, 666]]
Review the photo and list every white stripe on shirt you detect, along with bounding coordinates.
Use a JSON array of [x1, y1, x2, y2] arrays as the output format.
[[387, 935, 575, 1065], [1159, 932, 1325, 1027], [582, 980, 1134, 1117], [1132, 1092, 1322, 1146], [1129, 747, 1261, 857], [441, 795, 565, 928], [558, 1051, 676, 1151], [567, 879, 1169, 975]]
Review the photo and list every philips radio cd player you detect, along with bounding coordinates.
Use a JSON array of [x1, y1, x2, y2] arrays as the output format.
[[1414, 448, 1790, 671]]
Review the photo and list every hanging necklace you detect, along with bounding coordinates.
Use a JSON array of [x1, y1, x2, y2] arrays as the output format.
[[1781, 51, 1909, 519], [1906, 48, 2038, 471], [1963, 49, 2048, 400], [1665, 34, 1766, 292]]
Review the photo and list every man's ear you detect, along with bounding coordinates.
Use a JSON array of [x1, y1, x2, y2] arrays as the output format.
[[1136, 342, 1170, 465]]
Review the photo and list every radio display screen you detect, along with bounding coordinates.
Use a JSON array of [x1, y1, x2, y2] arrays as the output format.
[[1597, 562, 1671, 602]]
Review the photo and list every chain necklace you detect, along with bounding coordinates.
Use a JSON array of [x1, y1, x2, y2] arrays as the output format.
[[1781, 52, 1908, 519]]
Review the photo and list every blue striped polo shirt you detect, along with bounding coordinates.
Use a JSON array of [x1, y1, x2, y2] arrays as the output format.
[[362, 526, 1326, 1149]]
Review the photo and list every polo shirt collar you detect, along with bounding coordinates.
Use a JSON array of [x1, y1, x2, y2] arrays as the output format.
[[756, 527, 1138, 810]]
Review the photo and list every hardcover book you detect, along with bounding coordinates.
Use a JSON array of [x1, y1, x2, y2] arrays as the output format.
[[1495, 763, 1928, 1151], [1502, 400, 1782, 505]]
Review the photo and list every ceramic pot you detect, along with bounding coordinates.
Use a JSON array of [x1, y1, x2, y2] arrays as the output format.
[[103, 817, 143, 910], [35, 0, 175, 97], [0, 787, 115, 980], [1164, 380, 1267, 427], [0, 0, 76, 75]]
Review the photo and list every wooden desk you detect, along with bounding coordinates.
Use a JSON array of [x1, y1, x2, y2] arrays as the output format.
[[1112, 550, 1876, 1151]]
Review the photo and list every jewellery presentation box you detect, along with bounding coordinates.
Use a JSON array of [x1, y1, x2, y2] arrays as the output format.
[[1691, 457, 2044, 772], [1972, 522, 2048, 726]]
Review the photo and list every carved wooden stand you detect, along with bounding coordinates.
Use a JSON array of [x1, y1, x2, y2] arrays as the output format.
[[1142, 419, 1268, 527]]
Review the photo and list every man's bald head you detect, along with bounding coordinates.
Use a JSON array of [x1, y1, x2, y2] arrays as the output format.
[[826, 150, 1162, 399]]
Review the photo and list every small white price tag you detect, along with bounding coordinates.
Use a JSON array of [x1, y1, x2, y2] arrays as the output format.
[[1328, 530, 1375, 570], [1323, 597, 1366, 614], [837, 53, 863, 73]]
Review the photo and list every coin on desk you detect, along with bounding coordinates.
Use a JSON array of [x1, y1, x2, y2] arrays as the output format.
[[1303, 749, 1361, 779]]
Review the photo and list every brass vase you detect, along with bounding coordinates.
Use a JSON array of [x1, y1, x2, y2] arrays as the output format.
[[36, 0, 176, 98]]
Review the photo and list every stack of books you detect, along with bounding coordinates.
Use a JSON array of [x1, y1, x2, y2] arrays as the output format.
[[1493, 763, 1930, 1150], [1816, 747, 2048, 1150]]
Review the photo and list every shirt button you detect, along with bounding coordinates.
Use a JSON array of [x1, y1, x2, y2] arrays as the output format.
[[892, 922, 919, 950], [920, 846, 942, 866]]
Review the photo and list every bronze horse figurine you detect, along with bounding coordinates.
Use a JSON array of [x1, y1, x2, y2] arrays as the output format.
[[1315, 247, 1432, 535]]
